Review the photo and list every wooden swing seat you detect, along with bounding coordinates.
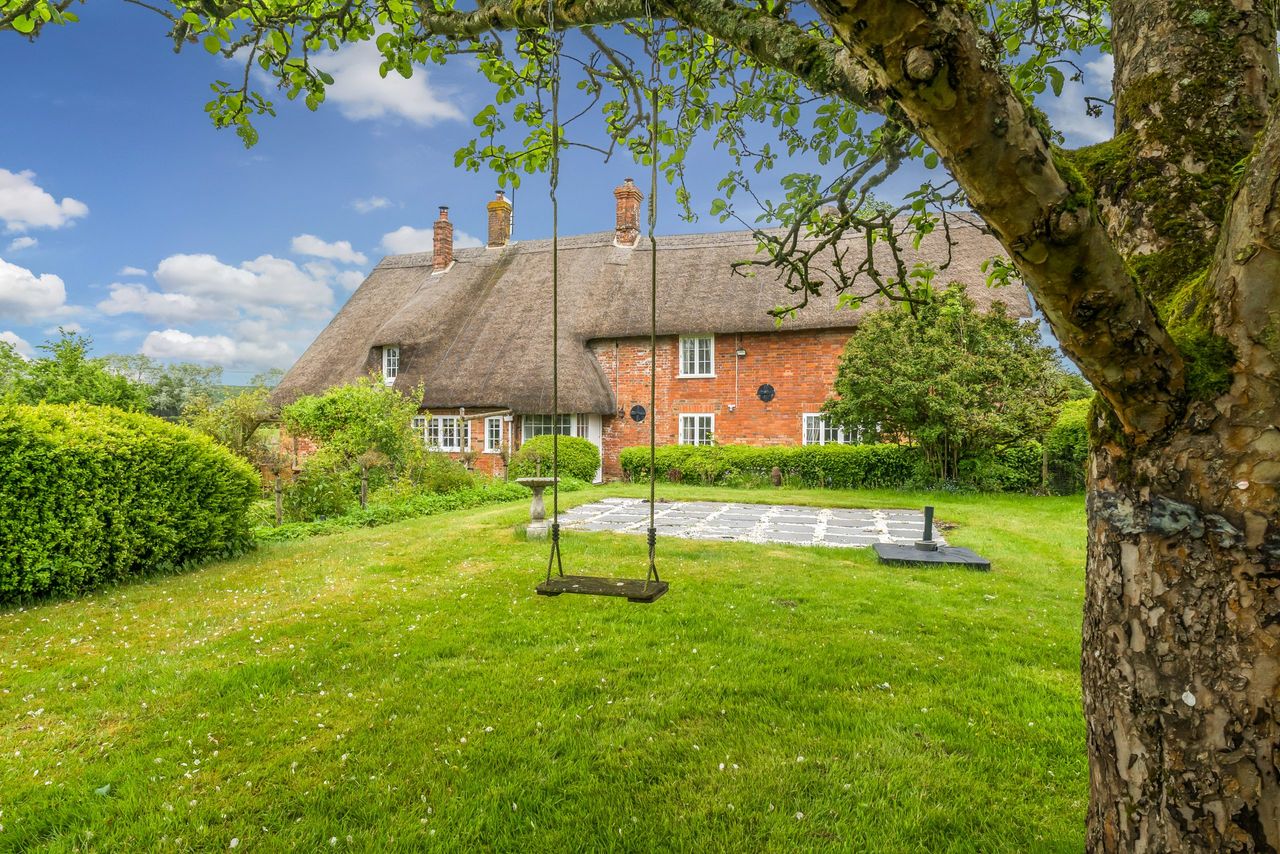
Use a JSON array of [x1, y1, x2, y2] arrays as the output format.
[[536, 575, 668, 603]]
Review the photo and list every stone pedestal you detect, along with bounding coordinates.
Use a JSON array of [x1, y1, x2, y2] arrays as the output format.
[[516, 477, 558, 539]]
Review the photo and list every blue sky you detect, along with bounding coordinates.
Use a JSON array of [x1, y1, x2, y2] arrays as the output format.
[[0, 7, 1113, 382]]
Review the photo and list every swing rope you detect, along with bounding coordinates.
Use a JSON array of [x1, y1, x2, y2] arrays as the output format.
[[645, 21, 660, 587], [533, 10, 668, 602], [545, 3, 564, 584]]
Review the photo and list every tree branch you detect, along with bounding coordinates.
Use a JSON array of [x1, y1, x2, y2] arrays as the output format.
[[1207, 97, 1280, 395], [803, 0, 1186, 442], [412, 0, 884, 110]]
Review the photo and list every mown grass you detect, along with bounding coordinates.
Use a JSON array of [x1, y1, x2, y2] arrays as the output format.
[[0, 483, 1086, 851]]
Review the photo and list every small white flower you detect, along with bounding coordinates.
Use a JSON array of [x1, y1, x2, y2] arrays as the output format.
[[1182, 690, 1197, 707], [229, 839, 239, 849], [796, 756, 804, 763], [795, 811, 805, 820]]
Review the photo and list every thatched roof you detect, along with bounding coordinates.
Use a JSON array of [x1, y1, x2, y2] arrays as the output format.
[[272, 220, 1028, 414]]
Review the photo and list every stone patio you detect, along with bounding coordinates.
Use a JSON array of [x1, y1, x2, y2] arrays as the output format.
[[556, 498, 943, 549]]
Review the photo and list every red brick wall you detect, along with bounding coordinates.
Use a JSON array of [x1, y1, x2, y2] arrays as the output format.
[[592, 328, 854, 478]]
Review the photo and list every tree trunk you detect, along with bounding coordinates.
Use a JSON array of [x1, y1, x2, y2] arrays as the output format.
[[1083, 400, 1280, 850]]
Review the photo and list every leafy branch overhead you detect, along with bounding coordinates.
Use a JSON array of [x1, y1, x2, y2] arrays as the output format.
[[3, 0, 1199, 442]]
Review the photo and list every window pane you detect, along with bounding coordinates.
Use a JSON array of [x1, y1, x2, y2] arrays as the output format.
[[486, 417, 501, 452]]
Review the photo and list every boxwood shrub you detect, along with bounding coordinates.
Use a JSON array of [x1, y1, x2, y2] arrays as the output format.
[[0, 403, 259, 603], [618, 443, 919, 489], [509, 435, 600, 482]]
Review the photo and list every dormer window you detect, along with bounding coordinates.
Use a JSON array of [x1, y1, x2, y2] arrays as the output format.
[[382, 346, 399, 385], [678, 335, 714, 378]]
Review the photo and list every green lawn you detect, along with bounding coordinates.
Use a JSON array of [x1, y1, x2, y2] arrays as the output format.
[[0, 484, 1086, 852]]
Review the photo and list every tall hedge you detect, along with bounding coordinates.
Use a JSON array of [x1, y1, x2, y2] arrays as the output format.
[[509, 435, 600, 482], [1044, 397, 1091, 494], [0, 404, 259, 603]]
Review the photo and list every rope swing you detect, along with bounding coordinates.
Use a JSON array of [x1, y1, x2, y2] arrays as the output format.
[[535, 15, 669, 604]]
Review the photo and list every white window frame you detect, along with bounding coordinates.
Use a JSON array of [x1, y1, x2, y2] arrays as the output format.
[[426, 415, 465, 452], [411, 415, 427, 441], [484, 416, 502, 453], [678, 335, 715, 378], [382, 346, 399, 385], [679, 413, 715, 446], [522, 414, 575, 442], [802, 412, 853, 445]]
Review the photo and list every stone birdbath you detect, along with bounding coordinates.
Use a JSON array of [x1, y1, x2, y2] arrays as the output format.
[[516, 477, 559, 539]]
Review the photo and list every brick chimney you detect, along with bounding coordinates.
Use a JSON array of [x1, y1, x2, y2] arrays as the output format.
[[432, 206, 453, 272], [486, 190, 512, 247], [613, 177, 643, 246]]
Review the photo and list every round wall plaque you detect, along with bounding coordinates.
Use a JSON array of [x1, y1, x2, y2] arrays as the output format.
[[630, 404, 647, 422], [757, 383, 775, 403]]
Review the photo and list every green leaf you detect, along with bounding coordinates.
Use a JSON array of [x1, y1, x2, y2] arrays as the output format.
[[1045, 65, 1065, 97]]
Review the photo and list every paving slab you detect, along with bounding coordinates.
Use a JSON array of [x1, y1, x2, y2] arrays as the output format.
[[556, 499, 946, 550]]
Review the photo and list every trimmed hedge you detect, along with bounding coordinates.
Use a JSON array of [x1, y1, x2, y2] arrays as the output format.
[[509, 435, 600, 482], [619, 443, 919, 489], [0, 403, 259, 603], [619, 441, 1062, 493]]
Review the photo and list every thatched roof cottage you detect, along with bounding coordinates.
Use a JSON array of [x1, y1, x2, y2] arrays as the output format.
[[274, 181, 1028, 480]]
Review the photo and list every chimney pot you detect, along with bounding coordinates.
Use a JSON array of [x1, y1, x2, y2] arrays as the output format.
[[433, 205, 454, 272], [613, 177, 644, 246], [487, 189, 513, 247]]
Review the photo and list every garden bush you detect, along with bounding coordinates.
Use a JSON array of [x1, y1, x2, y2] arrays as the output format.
[[619, 443, 919, 489], [281, 465, 357, 522], [961, 442, 1044, 493], [509, 435, 600, 482], [0, 403, 259, 603], [1044, 397, 1091, 494], [404, 450, 475, 494]]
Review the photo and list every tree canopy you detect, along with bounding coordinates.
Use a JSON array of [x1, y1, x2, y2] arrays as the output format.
[[825, 285, 1069, 480]]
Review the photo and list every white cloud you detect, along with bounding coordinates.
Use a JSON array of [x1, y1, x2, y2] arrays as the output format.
[[1086, 54, 1114, 87], [338, 270, 365, 290], [318, 39, 464, 126], [0, 168, 89, 233], [140, 327, 297, 369], [290, 233, 367, 265], [380, 225, 482, 255], [118, 266, 148, 277], [0, 257, 68, 320], [0, 330, 33, 359], [97, 282, 218, 323], [6, 236, 36, 252], [1045, 53, 1114, 147], [153, 253, 334, 316], [141, 329, 237, 363], [44, 321, 82, 335], [352, 196, 391, 214]]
